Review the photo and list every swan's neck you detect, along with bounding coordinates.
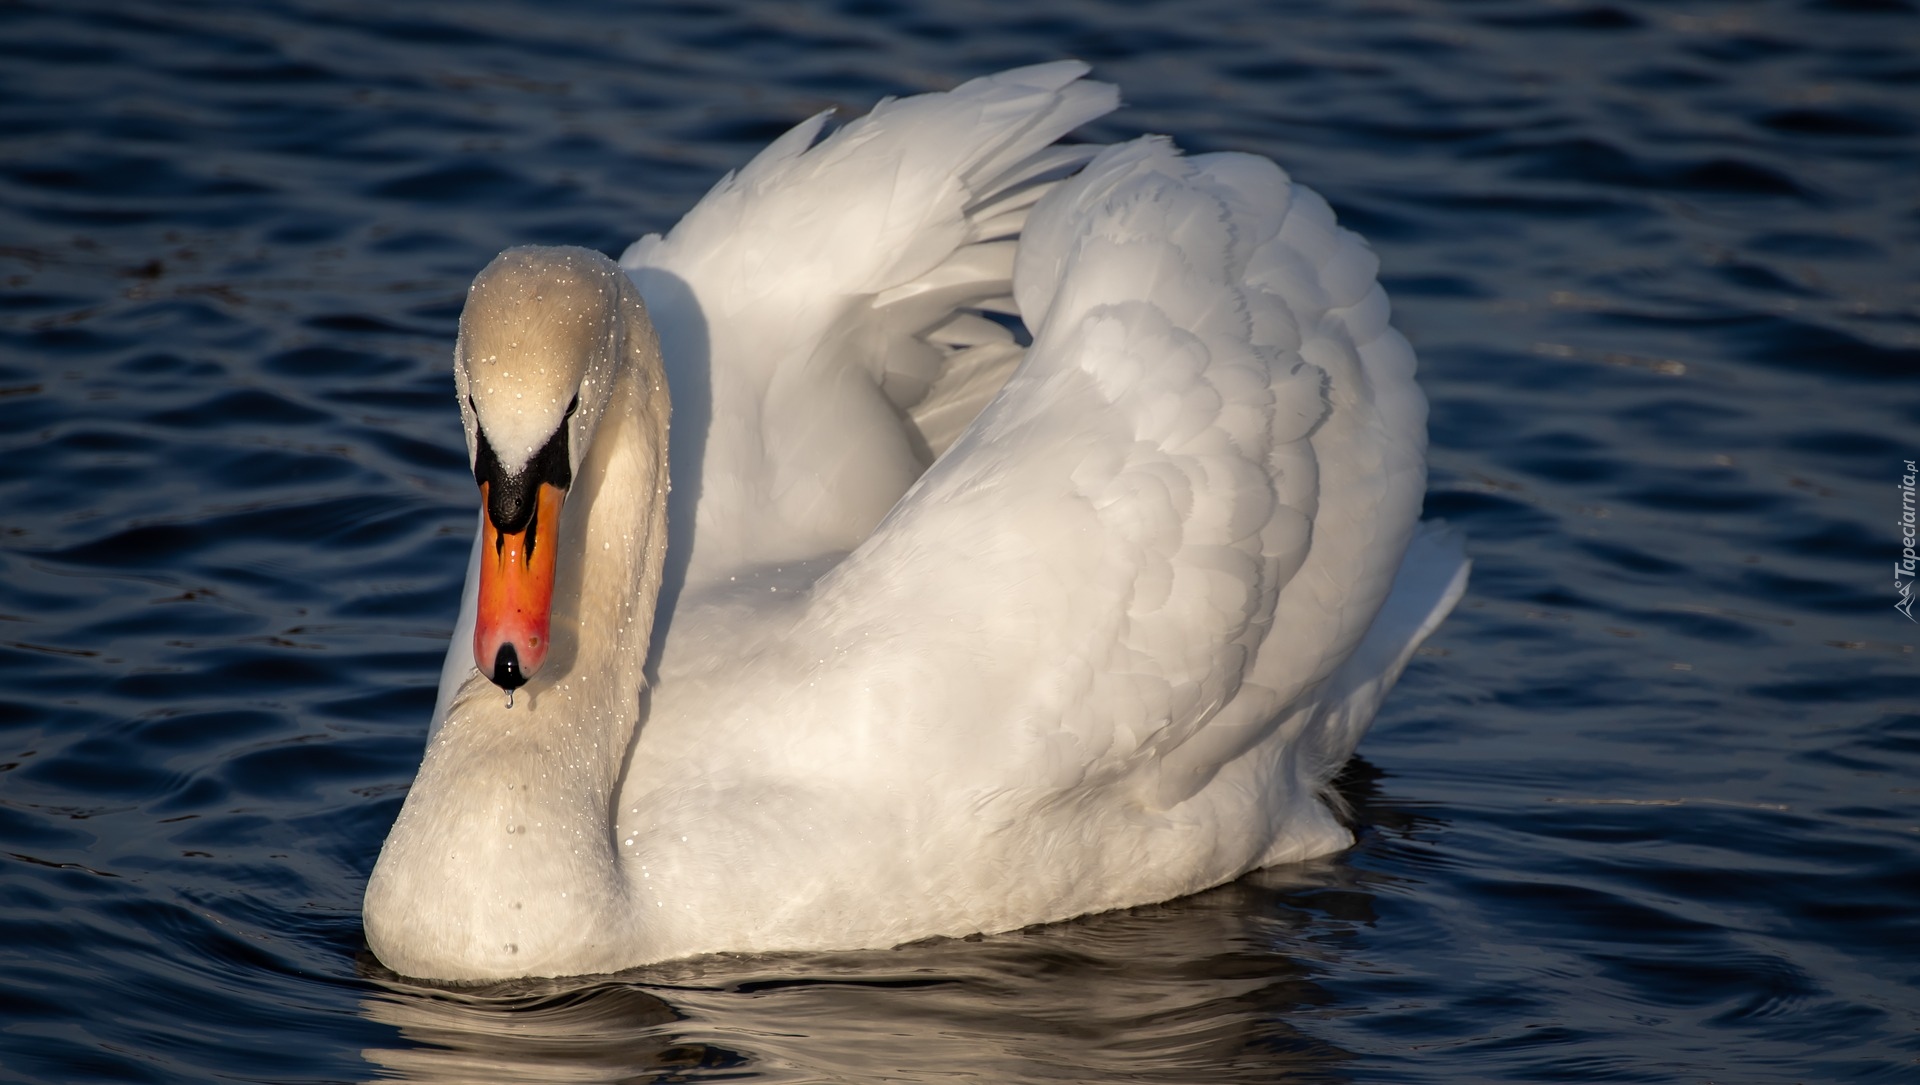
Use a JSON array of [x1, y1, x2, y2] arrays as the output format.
[[366, 298, 669, 981]]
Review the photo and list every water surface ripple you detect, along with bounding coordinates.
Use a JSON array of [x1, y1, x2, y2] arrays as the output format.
[[1, 1, 1915, 1082]]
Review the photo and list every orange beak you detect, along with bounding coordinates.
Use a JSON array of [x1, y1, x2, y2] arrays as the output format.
[[474, 481, 565, 689]]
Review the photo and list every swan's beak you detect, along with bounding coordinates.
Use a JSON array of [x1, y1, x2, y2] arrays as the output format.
[[474, 481, 566, 690]]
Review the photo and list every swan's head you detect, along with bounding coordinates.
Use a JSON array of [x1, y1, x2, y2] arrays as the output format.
[[453, 245, 627, 691]]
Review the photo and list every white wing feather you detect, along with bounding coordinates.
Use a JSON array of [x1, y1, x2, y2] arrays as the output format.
[[621, 63, 1118, 585]]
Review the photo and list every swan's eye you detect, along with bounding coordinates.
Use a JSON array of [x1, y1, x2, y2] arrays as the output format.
[[564, 394, 579, 418]]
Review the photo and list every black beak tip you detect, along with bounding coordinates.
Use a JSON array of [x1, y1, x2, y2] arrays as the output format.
[[490, 644, 529, 691]]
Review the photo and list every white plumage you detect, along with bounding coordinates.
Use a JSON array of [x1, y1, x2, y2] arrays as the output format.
[[366, 62, 1469, 981]]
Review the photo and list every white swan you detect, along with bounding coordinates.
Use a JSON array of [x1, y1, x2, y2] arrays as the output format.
[[363, 62, 1469, 982]]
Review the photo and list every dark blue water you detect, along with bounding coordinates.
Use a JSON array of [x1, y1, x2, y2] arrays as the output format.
[[3, 1, 1916, 1081]]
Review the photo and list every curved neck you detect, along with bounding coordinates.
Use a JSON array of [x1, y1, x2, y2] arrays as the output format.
[[366, 284, 669, 981]]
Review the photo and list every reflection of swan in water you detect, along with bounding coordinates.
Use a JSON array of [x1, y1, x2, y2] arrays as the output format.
[[362, 62, 1468, 982], [358, 857, 1376, 1085]]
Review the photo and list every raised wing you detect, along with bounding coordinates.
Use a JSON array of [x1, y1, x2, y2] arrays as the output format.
[[807, 137, 1431, 807], [621, 63, 1118, 588]]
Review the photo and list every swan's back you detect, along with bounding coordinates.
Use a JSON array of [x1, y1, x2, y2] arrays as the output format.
[[619, 108, 1465, 953]]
